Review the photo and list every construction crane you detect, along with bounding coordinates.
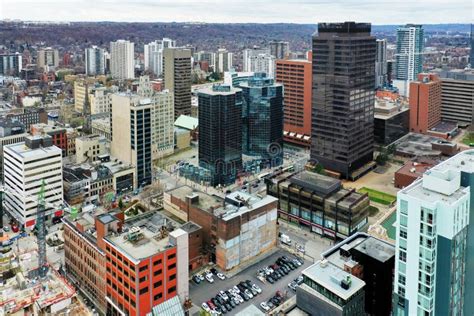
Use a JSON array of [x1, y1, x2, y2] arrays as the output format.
[[0, 180, 74, 279]]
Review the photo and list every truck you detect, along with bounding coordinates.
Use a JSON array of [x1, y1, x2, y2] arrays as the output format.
[[280, 234, 292, 245]]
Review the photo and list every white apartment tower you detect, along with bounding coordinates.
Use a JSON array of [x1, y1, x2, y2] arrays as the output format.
[[215, 48, 233, 73], [144, 38, 176, 77], [3, 135, 63, 228], [242, 47, 275, 78], [395, 24, 424, 81], [85, 46, 106, 75], [393, 149, 474, 316], [110, 40, 135, 80], [375, 39, 388, 88]]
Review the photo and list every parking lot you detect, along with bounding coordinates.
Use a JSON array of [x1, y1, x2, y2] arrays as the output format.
[[189, 249, 312, 315]]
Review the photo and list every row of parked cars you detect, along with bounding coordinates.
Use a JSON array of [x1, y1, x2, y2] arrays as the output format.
[[192, 268, 226, 284], [258, 255, 303, 284], [201, 280, 262, 315], [259, 290, 286, 312]]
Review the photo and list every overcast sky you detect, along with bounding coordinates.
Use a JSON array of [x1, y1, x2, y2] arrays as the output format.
[[1, 0, 472, 24]]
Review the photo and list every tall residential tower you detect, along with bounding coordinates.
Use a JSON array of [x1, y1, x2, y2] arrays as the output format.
[[395, 24, 424, 81]]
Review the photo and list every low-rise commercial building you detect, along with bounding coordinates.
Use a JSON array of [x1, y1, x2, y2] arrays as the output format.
[[266, 171, 370, 239], [75, 134, 107, 163], [394, 158, 438, 188], [0, 117, 27, 177], [374, 98, 409, 145], [30, 123, 68, 156], [164, 186, 278, 271]]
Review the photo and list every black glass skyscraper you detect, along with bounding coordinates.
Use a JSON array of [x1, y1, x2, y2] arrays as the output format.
[[311, 22, 376, 179], [240, 73, 284, 166], [198, 84, 242, 186]]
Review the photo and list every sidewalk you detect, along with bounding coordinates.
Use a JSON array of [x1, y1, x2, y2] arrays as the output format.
[[225, 247, 280, 278]]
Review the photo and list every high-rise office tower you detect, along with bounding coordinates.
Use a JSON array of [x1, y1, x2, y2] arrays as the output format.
[[198, 84, 243, 186], [269, 41, 289, 59], [395, 24, 424, 81], [85, 46, 106, 76], [0, 53, 22, 76], [111, 93, 153, 187], [311, 22, 376, 179], [215, 48, 233, 73], [163, 47, 192, 118], [240, 73, 283, 164], [276, 56, 312, 147], [144, 38, 176, 77], [110, 40, 135, 80], [409, 73, 441, 134], [470, 24, 473, 67], [37, 48, 59, 69], [375, 39, 388, 88], [393, 149, 474, 316], [3, 135, 63, 228]]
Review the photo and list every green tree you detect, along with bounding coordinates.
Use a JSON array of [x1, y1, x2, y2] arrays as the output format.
[[118, 198, 124, 209]]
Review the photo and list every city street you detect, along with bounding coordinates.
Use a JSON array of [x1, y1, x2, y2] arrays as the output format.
[[189, 249, 312, 315]]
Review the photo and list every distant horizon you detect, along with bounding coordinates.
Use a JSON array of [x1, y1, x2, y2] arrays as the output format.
[[1, 0, 472, 24], [1, 19, 472, 27]]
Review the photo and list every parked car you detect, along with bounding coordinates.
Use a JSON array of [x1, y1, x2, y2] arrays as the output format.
[[219, 290, 228, 301], [252, 284, 262, 294], [207, 300, 216, 310], [295, 275, 304, 285], [266, 275, 275, 284], [293, 258, 302, 267], [217, 273, 226, 280], [232, 285, 241, 294], [192, 275, 201, 284], [205, 274, 214, 283], [196, 273, 205, 281], [241, 291, 250, 301], [244, 289, 253, 299], [210, 268, 218, 275], [260, 302, 270, 311], [288, 281, 297, 291], [202, 302, 211, 312]]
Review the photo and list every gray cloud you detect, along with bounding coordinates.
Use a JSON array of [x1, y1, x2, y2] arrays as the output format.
[[0, 0, 471, 24]]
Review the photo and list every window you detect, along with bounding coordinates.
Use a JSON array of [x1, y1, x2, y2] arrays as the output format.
[[399, 274, 406, 286], [169, 274, 176, 281], [139, 276, 147, 283], [399, 250, 406, 262], [139, 287, 148, 295], [400, 228, 407, 239], [398, 286, 405, 297], [154, 269, 163, 276], [400, 214, 408, 227], [168, 253, 176, 260], [154, 293, 163, 300], [154, 280, 162, 288], [168, 263, 176, 270], [168, 286, 176, 294], [153, 259, 162, 266], [400, 200, 408, 214], [139, 265, 148, 272]]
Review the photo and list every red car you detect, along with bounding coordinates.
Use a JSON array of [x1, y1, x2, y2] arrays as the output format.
[[207, 300, 216, 310], [11, 224, 19, 233]]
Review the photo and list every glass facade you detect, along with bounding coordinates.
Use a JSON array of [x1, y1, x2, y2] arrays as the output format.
[[374, 110, 409, 145], [311, 22, 376, 178], [198, 85, 242, 186], [240, 73, 283, 167], [131, 108, 152, 187]]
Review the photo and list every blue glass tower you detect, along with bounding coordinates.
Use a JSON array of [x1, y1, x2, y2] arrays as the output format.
[[240, 73, 284, 166]]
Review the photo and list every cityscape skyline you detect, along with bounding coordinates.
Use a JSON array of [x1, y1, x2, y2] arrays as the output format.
[[1, 0, 472, 24]]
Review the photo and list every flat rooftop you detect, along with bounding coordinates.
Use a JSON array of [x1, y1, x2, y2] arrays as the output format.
[[290, 171, 341, 196], [302, 261, 365, 301], [374, 98, 409, 120], [215, 190, 277, 221], [352, 236, 396, 263], [394, 133, 456, 156], [167, 185, 223, 213], [105, 213, 180, 263], [396, 159, 439, 178], [429, 121, 458, 134], [5, 140, 61, 159]]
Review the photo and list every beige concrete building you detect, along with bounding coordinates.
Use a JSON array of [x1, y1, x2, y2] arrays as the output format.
[[110, 40, 135, 80], [89, 86, 118, 114], [74, 80, 89, 113], [91, 116, 111, 141], [163, 47, 192, 118], [37, 47, 59, 69], [75, 134, 108, 163]]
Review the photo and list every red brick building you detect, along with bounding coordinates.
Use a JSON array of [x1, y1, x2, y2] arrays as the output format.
[[30, 123, 68, 156], [394, 158, 438, 188], [276, 57, 312, 147], [409, 73, 441, 134]]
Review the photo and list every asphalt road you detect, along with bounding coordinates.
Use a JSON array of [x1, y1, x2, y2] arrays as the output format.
[[189, 249, 312, 315]]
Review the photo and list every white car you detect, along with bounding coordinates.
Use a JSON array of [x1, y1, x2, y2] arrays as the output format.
[[232, 286, 240, 294], [197, 273, 204, 281], [260, 302, 270, 311], [234, 294, 244, 304], [244, 289, 253, 299], [205, 274, 214, 283], [252, 284, 262, 294], [217, 272, 226, 280], [202, 302, 211, 312], [219, 290, 228, 301]]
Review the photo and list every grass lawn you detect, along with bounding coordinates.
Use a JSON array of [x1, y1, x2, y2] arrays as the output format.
[[359, 187, 396, 205], [462, 132, 474, 146]]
